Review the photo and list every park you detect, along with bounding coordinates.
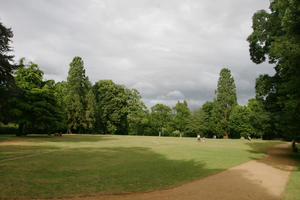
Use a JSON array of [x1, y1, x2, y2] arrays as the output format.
[[0, 0, 299, 199]]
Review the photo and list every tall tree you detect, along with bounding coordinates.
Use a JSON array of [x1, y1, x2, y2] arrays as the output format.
[[150, 104, 172, 136], [11, 59, 62, 135], [199, 101, 215, 137], [84, 89, 96, 132], [0, 22, 17, 92], [229, 105, 254, 138], [248, 98, 271, 139], [0, 22, 18, 123], [173, 100, 190, 136], [65, 57, 89, 133], [185, 109, 202, 137], [93, 80, 129, 134], [247, 0, 300, 141], [54, 81, 68, 132], [127, 89, 149, 135], [213, 68, 237, 138]]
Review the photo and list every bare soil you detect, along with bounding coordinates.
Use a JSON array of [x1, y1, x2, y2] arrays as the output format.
[[67, 143, 295, 200]]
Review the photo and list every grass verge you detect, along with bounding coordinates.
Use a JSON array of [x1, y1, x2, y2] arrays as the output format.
[[283, 143, 300, 200]]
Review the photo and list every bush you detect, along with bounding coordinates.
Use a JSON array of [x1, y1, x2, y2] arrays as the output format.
[[0, 126, 18, 135], [171, 130, 181, 137]]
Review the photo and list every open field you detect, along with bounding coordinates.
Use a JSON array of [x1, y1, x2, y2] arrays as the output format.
[[0, 135, 281, 199]]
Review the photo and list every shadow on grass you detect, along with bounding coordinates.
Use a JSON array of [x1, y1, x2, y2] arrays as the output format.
[[0, 146, 219, 199], [90, 168, 280, 200], [245, 141, 282, 154]]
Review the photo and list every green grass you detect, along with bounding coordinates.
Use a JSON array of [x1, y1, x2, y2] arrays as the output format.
[[0, 134, 281, 199], [283, 143, 300, 200]]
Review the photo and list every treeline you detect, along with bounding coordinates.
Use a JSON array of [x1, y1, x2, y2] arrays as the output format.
[[0, 53, 270, 139]]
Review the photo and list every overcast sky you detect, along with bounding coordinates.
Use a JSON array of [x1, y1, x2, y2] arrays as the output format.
[[0, 0, 275, 109]]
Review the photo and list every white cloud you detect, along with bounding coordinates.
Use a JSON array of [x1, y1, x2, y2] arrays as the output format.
[[166, 90, 185, 98]]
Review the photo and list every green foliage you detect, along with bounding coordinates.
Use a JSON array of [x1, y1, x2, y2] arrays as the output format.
[[248, 0, 300, 140], [65, 57, 94, 133], [173, 100, 190, 135], [170, 130, 182, 137], [0, 124, 18, 135], [93, 80, 129, 134], [199, 101, 215, 137], [229, 105, 254, 138], [0, 22, 19, 123], [185, 109, 202, 137], [150, 104, 172, 136], [127, 89, 149, 135], [212, 68, 237, 138], [54, 81, 68, 132], [84, 90, 96, 132], [11, 59, 63, 135], [248, 98, 271, 138]]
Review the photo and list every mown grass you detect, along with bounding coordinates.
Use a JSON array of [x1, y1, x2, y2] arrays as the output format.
[[0, 134, 281, 199], [283, 143, 300, 200]]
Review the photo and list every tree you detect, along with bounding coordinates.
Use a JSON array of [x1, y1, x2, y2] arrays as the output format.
[[65, 57, 89, 133], [54, 81, 68, 132], [0, 22, 18, 123], [229, 105, 254, 138], [93, 80, 129, 134], [247, 0, 300, 141], [212, 68, 237, 138], [150, 104, 172, 136], [84, 89, 96, 132], [11, 59, 62, 135], [0, 22, 17, 92], [185, 109, 202, 137], [127, 89, 149, 135], [248, 98, 271, 139], [200, 101, 215, 137], [173, 100, 190, 136]]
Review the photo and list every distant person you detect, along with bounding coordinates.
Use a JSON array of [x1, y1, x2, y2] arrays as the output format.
[[247, 136, 251, 141], [213, 135, 216, 139], [202, 137, 206, 143], [197, 134, 200, 141]]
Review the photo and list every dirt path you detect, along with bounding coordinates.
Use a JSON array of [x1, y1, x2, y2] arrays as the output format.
[[69, 143, 295, 200]]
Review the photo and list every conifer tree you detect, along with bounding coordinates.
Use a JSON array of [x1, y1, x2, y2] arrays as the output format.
[[84, 89, 96, 132], [212, 68, 237, 138], [65, 57, 89, 133]]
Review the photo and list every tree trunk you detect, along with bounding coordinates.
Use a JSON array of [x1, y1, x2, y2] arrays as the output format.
[[17, 123, 25, 136], [67, 123, 72, 134], [292, 140, 298, 153], [224, 131, 229, 139], [224, 109, 228, 139]]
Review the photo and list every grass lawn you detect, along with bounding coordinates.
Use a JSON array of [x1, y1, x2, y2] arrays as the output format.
[[0, 134, 281, 199], [283, 143, 300, 200]]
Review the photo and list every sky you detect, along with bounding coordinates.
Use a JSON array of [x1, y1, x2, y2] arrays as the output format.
[[0, 0, 275, 109]]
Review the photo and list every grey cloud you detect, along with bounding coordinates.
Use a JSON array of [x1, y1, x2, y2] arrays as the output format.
[[0, 0, 274, 109]]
